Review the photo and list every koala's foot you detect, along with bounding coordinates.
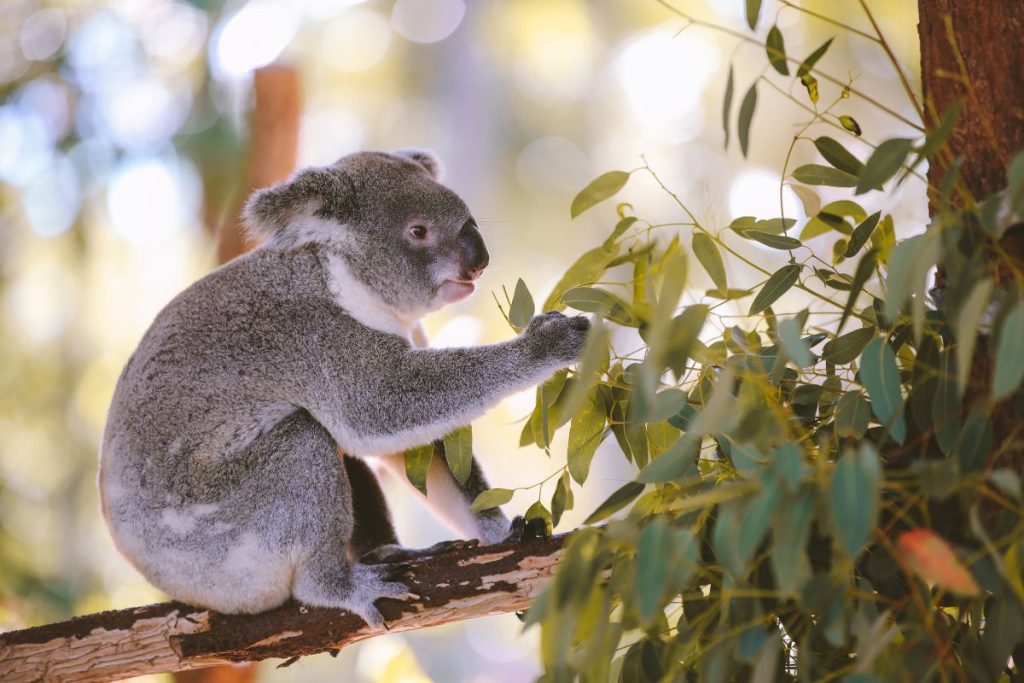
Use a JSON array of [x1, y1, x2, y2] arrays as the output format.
[[523, 311, 591, 365], [360, 539, 480, 565], [504, 515, 550, 543], [293, 560, 413, 630]]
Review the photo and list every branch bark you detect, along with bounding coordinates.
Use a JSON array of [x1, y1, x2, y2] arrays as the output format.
[[0, 533, 565, 683]]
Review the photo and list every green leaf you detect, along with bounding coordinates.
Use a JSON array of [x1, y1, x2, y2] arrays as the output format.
[[745, 0, 761, 30], [568, 386, 606, 484], [839, 115, 862, 136], [706, 287, 754, 300], [778, 315, 812, 368], [792, 164, 858, 187], [443, 425, 473, 485], [583, 481, 645, 524], [744, 231, 802, 250], [797, 37, 833, 78], [838, 249, 877, 334], [859, 337, 906, 443], [542, 243, 620, 311], [855, 138, 913, 195], [843, 211, 881, 258], [884, 232, 939, 323], [790, 184, 821, 217], [800, 73, 819, 104], [692, 232, 727, 290], [470, 487, 513, 513], [551, 471, 572, 527], [562, 287, 636, 326], [749, 264, 801, 315], [932, 348, 960, 454], [403, 443, 433, 495], [604, 216, 638, 249], [830, 443, 881, 557], [508, 278, 535, 329], [814, 136, 864, 175], [835, 390, 870, 438], [765, 25, 789, 75], [981, 599, 1024, 677], [637, 435, 699, 483], [722, 65, 734, 149], [665, 305, 709, 377], [571, 171, 630, 218], [994, 301, 1024, 401], [955, 278, 993, 396], [772, 491, 814, 594], [525, 500, 552, 535], [635, 518, 675, 625], [739, 82, 758, 158], [555, 319, 609, 421]]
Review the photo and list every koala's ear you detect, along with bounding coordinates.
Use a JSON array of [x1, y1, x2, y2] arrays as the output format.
[[243, 167, 350, 238], [393, 148, 443, 181]]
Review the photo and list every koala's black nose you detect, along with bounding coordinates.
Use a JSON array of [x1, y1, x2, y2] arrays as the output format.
[[457, 219, 489, 280]]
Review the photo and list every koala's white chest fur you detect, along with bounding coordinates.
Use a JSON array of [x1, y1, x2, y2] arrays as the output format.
[[325, 250, 422, 341]]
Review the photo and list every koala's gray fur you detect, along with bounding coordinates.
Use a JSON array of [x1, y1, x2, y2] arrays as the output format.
[[99, 149, 589, 627]]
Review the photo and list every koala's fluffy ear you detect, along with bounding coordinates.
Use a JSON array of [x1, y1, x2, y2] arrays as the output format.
[[393, 148, 443, 181], [243, 167, 350, 238]]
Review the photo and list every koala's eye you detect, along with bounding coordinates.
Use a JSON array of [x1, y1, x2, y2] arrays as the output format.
[[408, 224, 430, 240]]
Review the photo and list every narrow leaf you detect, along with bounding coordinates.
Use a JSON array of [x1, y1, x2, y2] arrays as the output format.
[[835, 390, 870, 439], [772, 492, 814, 594], [790, 184, 821, 217], [745, 0, 761, 30], [443, 426, 473, 485], [562, 287, 636, 325], [749, 264, 801, 315], [739, 82, 758, 158], [843, 211, 881, 258], [830, 444, 881, 557], [814, 136, 864, 175], [692, 232, 727, 290], [584, 481, 645, 524], [855, 138, 913, 195], [859, 337, 906, 443], [955, 278, 993, 396], [838, 249, 877, 334], [571, 171, 630, 218], [567, 386, 606, 484], [542, 243, 620, 311], [792, 164, 858, 187], [778, 315, 812, 368], [470, 487, 513, 513], [744, 231, 802, 250], [722, 65, 734, 149], [797, 37, 833, 78], [766, 25, 789, 75], [404, 443, 433, 495], [635, 518, 675, 625], [993, 302, 1024, 400]]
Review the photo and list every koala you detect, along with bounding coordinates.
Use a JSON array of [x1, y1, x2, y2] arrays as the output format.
[[99, 149, 590, 628]]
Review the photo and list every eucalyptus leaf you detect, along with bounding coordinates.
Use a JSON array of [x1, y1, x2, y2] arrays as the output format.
[[772, 491, 814, 594], [797, 37, 833, 78], [814, 136, 864, 175], [855, 138, 913, 195], [859, 337, 906, 443], [766, 25, 789, 75], [830, 443, 881, 557], [955, 278, 993, 396], [792, 164, 858, 187], [778, 315, 812, 368], [745, 231, 802, 250], [508, 278, 535, 329], [470, 487, 513, 513], [722, 65, 734, 149], [993, 301, 1024, 401], [692, 232, 727, 290], [745, 0, 761, 30], [443, 425, 473, 485], [838, 249, 877, 334], [749, 264, 801, 315], [635, 518, 675, 625], [562, 287, 636, 326], [843, 211, 881, 258], [403, 443, 433, 495], [739, 82, 758, 158], [571, 171, 630, 219], [542, 243, 620, 311], [839, 115, 862, 136], [835, 390, 870, 438], [583, 481, 645, 524], [568, 386, 607, 485]]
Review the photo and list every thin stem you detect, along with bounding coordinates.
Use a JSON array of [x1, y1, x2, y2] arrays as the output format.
[[858, 0, 925, 122], [778, 0, 878, 42]]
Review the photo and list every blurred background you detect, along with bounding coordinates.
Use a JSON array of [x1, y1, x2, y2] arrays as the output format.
[[0, 0, 925, 680]]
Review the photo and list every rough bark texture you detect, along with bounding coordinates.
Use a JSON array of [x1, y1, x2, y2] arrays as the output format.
[[918, 0, 1024, 473], [0, 533, 565, 683]]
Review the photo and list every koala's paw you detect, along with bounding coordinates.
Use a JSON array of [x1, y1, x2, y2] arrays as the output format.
[[503, 515, 550, 543], [360, 539, 479, 565], [522, 311, 591, 365], [343, 563, 416, 630]]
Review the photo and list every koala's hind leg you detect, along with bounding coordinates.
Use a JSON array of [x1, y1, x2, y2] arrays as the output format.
[[343, 454, 399, 558]]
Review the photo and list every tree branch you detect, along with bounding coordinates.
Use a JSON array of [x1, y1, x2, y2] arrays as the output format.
[[0, 533, 566, 683]]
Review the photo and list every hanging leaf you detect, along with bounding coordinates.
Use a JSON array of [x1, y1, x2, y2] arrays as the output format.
[[524, 500, 552, 535], [551, 471, 572, 527], [745, 0, 762, 30], [722, 65, 734, 149], [839, 115, 862, 136], [706, 287, 754, 300], [403, 443, 433, 495], [604, 215, 638, 249], [692, 232, 728, 290], [896, 529, 981, 596], [739, 82, 758, 158], [792, 164, 858, 187], [778, 315, 812, 368], [993, 301, 1024, 401], [797, 37, 833, 78], [571, 171, 631, 218], [859, 337, 906, 443], [835, 390, 870, 439], [749, 264, 801, 315], [772, 491, 814, 594], [636, 435, 699, 483], [583, 481, 646, 524], [932, 348, 961, 454], [744, 231, 802, 250], [884, 232, 939, 323], [954, 278, 993, 396], [635, 518, 676, 625], [470, 487, 514, 513], [765, 25, 789, 75], [443, 425, 473, 485], [567, 386, 607, 485], [790, 184, 821, 217], [855, 138, 914, 195], [556, 319, 609, 421], [800, 73, 820, 103], [830, 443, 881, 557], [814, 136, 864, 175], [508, 278, 535, 329], [838, 249, 877, 334], [843, 211, 881, 258]]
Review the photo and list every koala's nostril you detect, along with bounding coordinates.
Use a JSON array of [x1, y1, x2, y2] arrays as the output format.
[[457, 220, 489, 279]]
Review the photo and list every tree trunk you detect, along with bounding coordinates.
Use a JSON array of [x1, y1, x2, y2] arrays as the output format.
[[918, 0, 1024, 472]]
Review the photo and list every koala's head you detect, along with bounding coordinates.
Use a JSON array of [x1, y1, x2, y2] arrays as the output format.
[[243, 149, 488, 315]]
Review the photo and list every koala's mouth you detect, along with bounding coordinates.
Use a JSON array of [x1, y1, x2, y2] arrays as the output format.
[[438, 279, 475, 303]]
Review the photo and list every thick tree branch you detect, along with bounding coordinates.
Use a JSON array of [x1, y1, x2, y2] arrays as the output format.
[[0, 533, 566, 683]]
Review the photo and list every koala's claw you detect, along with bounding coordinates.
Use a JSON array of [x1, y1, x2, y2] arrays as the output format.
[[342, 563, 411, 630], [504, 515, 550, 543], [360, 539, 479, 565], [522, 311, 591, 365]]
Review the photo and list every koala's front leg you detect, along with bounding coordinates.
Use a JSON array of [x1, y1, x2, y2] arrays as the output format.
[[312, 312, 591, 456]]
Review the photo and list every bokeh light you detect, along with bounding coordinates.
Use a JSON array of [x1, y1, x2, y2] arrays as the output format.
[[212, 0, 300, 79], [391, 0, 465, 44]]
